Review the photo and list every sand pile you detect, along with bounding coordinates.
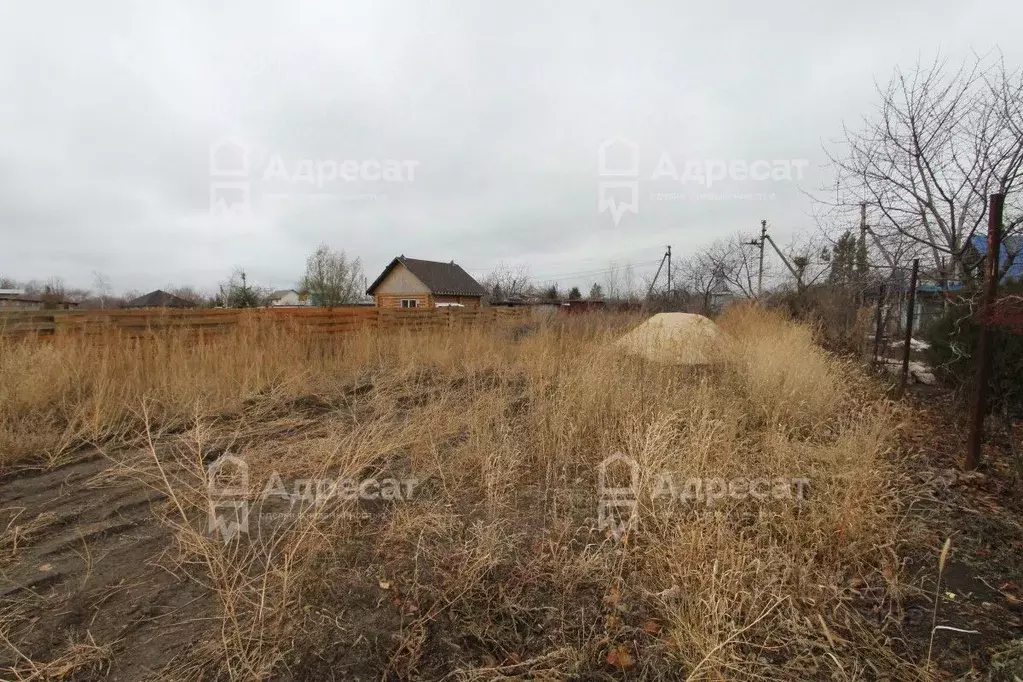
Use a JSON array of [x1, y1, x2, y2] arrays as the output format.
[[613, 313, 728, 365]]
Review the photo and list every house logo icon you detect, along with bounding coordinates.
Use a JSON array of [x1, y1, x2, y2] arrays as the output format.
[[598, 451, 640, 497], [597, 138, 639, 177], [206, 454, 249, 496], [206, 454, 249, 543], [597, 138, 639, 227], [597, 452, 640, 541], [209, 138, 249, 177], [209, 137, 251, 218]]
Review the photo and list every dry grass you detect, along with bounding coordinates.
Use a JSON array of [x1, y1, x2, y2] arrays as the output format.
[[0, 631, 112, 681], [0, 306, 925, 679]]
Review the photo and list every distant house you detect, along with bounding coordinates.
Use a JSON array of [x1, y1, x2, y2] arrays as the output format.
[[909, 236, 1023, 330], [0, 289, 78, 311], [965, 234, 1023, 282], [124, 290, 197, 309], [707, 280, 735, 312], [0, 293, 43, 310], [366, 256, 487, 309], [270, 289, 309, 307], [684, 277, 734, 314], [562, 299, 607, 313], [0, 289, 38, 311]]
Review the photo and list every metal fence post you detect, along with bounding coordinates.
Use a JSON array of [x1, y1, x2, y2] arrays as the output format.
[[898, 259, 920, 397], [873, 284, 886, 364]]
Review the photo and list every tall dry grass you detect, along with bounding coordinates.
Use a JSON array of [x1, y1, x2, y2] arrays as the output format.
[[0, 307, 921, 679]]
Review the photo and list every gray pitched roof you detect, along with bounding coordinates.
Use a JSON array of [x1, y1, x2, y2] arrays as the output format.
[[366, 256, 487, 297], [125, 290, 196, 308], [0, 293, 42, 302]]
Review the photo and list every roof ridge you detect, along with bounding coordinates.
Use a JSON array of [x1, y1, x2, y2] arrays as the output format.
[[366, 256, 486, 297]]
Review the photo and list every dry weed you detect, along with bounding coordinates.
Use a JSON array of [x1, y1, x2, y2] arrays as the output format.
[[0, 309, 923, 679]]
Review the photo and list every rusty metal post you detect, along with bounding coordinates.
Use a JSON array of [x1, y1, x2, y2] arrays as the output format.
[[873, 283, 886, 364], [898, 259, 920, 396], [966, 193, 1005, 470]]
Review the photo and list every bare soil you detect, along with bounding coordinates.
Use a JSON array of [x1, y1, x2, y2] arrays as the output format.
[[893, 386, 1023, 680], [0, 451, 211, 680]]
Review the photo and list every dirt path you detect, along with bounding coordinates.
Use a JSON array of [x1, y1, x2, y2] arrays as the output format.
[[0, 451, 212, 680]]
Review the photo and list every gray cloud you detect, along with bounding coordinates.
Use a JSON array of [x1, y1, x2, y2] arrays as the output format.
[[1, 0, 1021, 294]]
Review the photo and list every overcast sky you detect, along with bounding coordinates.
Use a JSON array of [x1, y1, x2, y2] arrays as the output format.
[[2, 1, 1022, 295]]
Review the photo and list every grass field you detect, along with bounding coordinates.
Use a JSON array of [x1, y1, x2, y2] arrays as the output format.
[[0, 306, 936, 680]]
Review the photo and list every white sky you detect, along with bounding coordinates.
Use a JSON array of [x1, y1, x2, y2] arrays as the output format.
[[2, 0, 1022, 294]]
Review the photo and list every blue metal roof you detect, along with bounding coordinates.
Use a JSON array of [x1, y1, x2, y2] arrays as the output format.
[[917, 282, 964, 293], [971, 234, 1023, 281]]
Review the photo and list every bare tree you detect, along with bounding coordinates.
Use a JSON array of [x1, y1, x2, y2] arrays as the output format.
[[168, 285, 208, 306], [822, 52, 1023, 288], [92, 271, 112, 309], [481, 262, 531, 300], [622, 263, 641, 302], [702, 236, 760, 298], [676, 253, 723, 314], [603, 262, 623, 301], [39, 277, 67, 307], [121, 289, 142, 307], [301, 244, 365, 308], [603, 261, 641, 302], [219, 268, 271, 308], [780, 233, 833, 290], [63, 287, 92, 304]]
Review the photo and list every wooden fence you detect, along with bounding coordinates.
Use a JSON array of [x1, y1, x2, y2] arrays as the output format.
[[0, 306, 529, 339]]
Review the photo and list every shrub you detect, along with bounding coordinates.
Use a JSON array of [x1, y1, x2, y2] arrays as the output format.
[[767, 284, 871, 355], [926, 279, 1023, 417]]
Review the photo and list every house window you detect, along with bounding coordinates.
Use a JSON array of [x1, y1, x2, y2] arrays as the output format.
[[400, 299, 419, 308]]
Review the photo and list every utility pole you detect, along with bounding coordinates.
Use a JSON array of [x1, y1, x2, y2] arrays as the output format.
[[757, 220, 767, 298], [856, 203, 900, 272], [858, 202, 869, 306], [859, 203, 867, 250], [763, 231, 805, 291], [747, 219, 805, 292], [859, 203, 867, 279], [873, 284, 886, 363], [748, 221, 767, 300], [646, 244, 671, 300], [666, 245, 672, 298]]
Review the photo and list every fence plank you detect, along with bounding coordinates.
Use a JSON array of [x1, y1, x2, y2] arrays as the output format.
[[1, 306, 525, 339]]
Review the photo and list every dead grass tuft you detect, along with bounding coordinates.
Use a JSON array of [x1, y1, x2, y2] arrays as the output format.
[[0, 309, 924, 679]]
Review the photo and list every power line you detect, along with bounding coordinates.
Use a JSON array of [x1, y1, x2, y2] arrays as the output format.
[[528, 259, 663, 281], [468, 258, 663, 282], [465, 246, 668, 280]]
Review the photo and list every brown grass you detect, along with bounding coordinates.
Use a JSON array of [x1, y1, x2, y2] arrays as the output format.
[[0, 306, 925, 679]]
